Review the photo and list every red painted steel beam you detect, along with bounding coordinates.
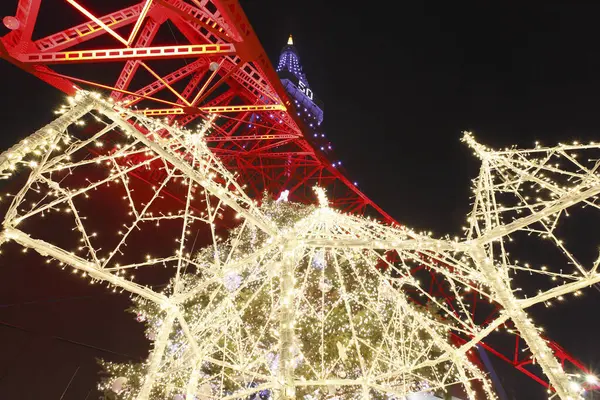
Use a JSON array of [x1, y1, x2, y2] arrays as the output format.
[[33, 3, 143, 52], [211, 149, 314, 157], [141, 104, 285, 116], [162, 0, 235, 40], [205, 134, 298, 142], [177, 89, 237, 128], [153, 13, 284, 122], [156, 0, 231, 43], [33, 69, 184, 108], [17, 43, 236, 63], [112, 16, 164, 99], [2, 0, 41, 49], [199, 104, 285, 113], [127, 0, 153, 45], [0, 38, 77, 94], [121, 58, 209, 106], [162, 7, 283, 106]]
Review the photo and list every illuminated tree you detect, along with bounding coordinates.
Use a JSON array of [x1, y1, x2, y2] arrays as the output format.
[[2, 91, 599, 399], [98, 197, 477, 399]]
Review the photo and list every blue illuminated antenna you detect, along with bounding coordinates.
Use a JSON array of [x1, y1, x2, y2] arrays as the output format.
[[276, 35, 324, 125]]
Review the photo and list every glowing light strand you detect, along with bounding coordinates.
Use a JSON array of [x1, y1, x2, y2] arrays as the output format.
[[0, 94, 598, 399]]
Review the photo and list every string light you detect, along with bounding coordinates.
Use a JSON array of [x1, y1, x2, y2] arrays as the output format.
[[0, 93, 597, 400]]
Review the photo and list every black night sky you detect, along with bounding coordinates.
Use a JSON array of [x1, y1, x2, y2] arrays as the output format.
[[1, 1, 600, 399]]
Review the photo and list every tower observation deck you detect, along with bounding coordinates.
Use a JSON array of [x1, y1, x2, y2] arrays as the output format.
[[276, 35, 335, 162], [276, 35, 324, 126]]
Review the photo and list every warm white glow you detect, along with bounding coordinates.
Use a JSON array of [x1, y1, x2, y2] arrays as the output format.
[[0, 93, 597, 400]]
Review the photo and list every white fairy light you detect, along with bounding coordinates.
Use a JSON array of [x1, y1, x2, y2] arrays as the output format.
[[0, 93, 598, 400]]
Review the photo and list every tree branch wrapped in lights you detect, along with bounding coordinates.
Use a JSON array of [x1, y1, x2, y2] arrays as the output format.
[[0, 91, 598, 399]]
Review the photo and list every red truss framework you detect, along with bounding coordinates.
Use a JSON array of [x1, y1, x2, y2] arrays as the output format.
[[0, 0, 595, 395], [1, 0, 388, 219]]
